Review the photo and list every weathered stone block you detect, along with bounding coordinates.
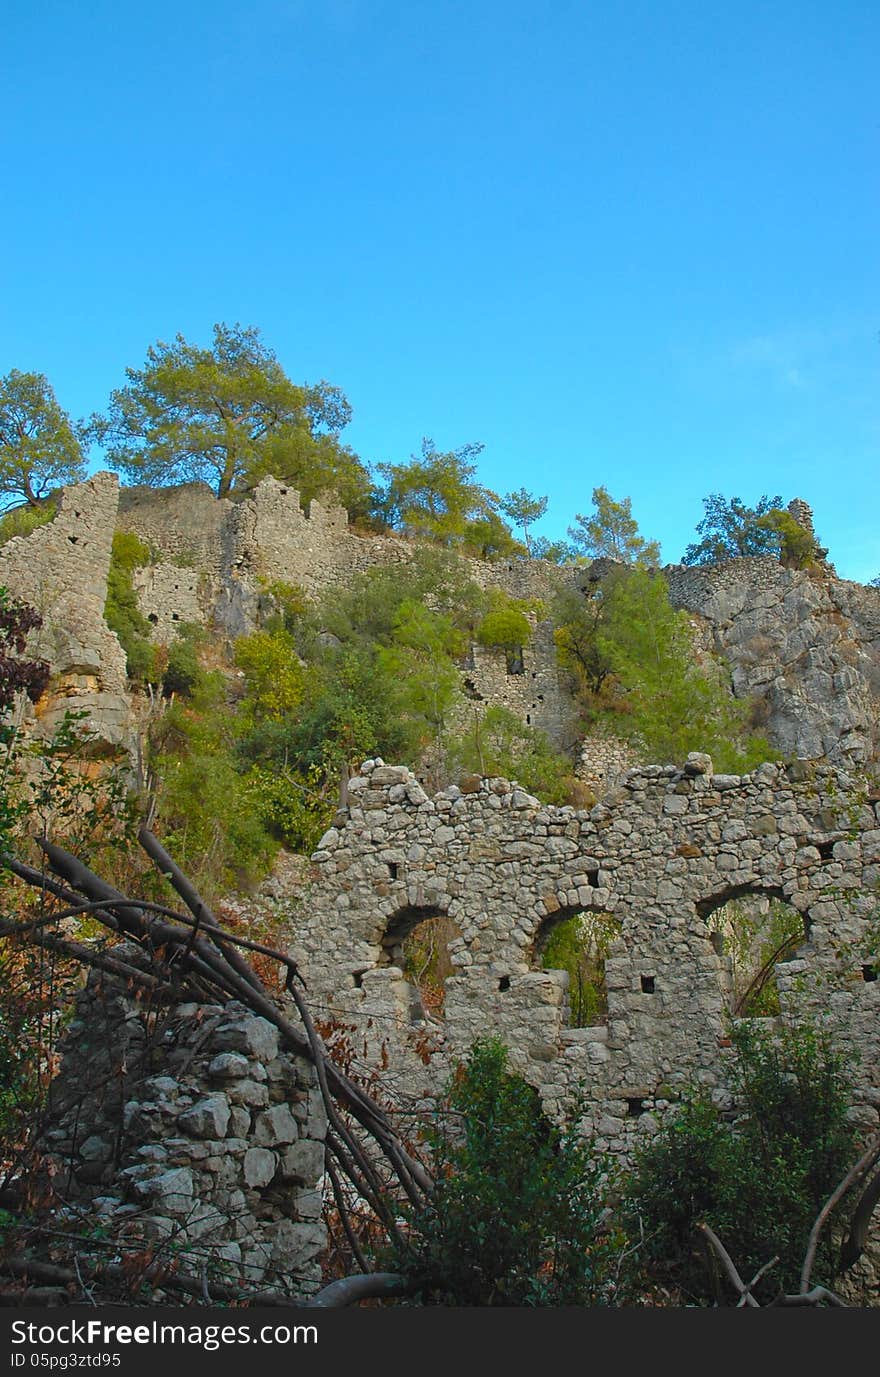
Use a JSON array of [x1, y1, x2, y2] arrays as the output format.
[[243, 1147, 277, 1188], [178, 1095, 231, 1140], [254, 1104, 299, 1146]]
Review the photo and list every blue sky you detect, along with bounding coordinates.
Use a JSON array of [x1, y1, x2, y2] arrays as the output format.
[[2, 1, 878, 578]]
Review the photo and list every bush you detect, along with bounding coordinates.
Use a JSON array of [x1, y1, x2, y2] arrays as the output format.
[[625, 1020, 856, 1303], [0, 500, 56, 547], [234, 629, 305, 722], [392, 1038, 625, 1305], [450, 705, 578, 804], [162, 623, 207, 699], [104, 531, 159, 684], [150, 684, 278, 894]]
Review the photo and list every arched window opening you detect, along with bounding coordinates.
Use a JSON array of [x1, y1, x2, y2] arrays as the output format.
[[381, 905, 461, 1020], [702, 891, 807, 1017], [534, 908, 620, 1027]]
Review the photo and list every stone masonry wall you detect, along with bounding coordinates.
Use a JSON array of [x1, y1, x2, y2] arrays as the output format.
[[287, 750, 880, 1292], [294, 756, 880, 1164], [0, 473, 132, 754], [43, 962, 327, 1299]]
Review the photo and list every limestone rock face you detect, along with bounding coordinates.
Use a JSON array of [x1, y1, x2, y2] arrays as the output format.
[[665, 558, 879, 765]]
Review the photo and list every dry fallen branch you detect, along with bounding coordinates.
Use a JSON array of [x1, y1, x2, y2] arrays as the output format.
[[1, 830, 435, 1295]]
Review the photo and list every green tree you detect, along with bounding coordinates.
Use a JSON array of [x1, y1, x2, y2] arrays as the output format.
[[568, 486, 661, 566], [626, 1021, 856, 1303], [476, 593, 532, 663], [89, 322, 366, 503], [393, 1038, 624, 1305], [552, 580, 618, 701], [530, 534, 574, 564], [376, 439, 513, 551], [756, 507, 821, 569], [0, 370, 86, 510], [233, 628, 306, 723], [682, 493, 784, 565], [377, 599, 464, 743], [594, 568, 771, 770], [499, 487, 548, 556]]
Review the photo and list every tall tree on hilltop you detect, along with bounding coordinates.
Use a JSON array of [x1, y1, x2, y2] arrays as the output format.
[[568, 486, 661, 566], [376, 439, 521, 556], [499, 487, 548, 556], [682, 493, 784, 566], [0, 370, 86, 510], [87, 322, 371, 509]]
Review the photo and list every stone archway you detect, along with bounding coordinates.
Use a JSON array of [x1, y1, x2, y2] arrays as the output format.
[[695, 884, 810, 1018], [380, 904, 463, 1023], [533, 904, 621, 1028]]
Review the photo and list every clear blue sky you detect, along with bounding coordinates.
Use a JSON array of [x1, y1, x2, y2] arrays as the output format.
[[2, 1, 878, 578]]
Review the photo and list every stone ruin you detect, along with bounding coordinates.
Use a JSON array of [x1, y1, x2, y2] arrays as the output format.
[[289, 752, 880, 1294], [1, 474, 878, 776], [296, 754, 880, 1145], [1, 475, 879, 1297], [40, 955, 327, 1300]]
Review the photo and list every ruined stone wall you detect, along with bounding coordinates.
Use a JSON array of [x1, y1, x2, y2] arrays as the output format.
[[0, 473, 132, 754], [293, 756, 880, 1168], [4, 474, 879, 771], [43, 963, 327, 1299], [117, 483, 230, 575]]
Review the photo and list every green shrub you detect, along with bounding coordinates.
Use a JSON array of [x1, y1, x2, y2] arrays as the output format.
[[234, 629, 305, 722], [450, 705, 578, 804], [392, 1038, 625, 1305], [162, 623, 207, 699], [476, 597, 532, 653], [243, 763, 334, 855], [104, 531, 159, 684], [151, 685, 277, 894], [0, 501, 56, 546], [625, 1020, 856, 1303]]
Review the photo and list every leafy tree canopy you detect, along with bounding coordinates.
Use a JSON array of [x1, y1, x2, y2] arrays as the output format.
[[682, 493, 784, 566], [0, 370, 86, 510], [568, 486, 661, 566], [375, 439, 521, 556], [756, 507, 822, 569], [555, 567, 772, 771], [499, 487, 548, 556], [530, 534, 575, 564], [89, 322, 368, 505]]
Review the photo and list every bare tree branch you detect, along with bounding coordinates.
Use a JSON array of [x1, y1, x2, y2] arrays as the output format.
[[800, 1133, 880, 1293]]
